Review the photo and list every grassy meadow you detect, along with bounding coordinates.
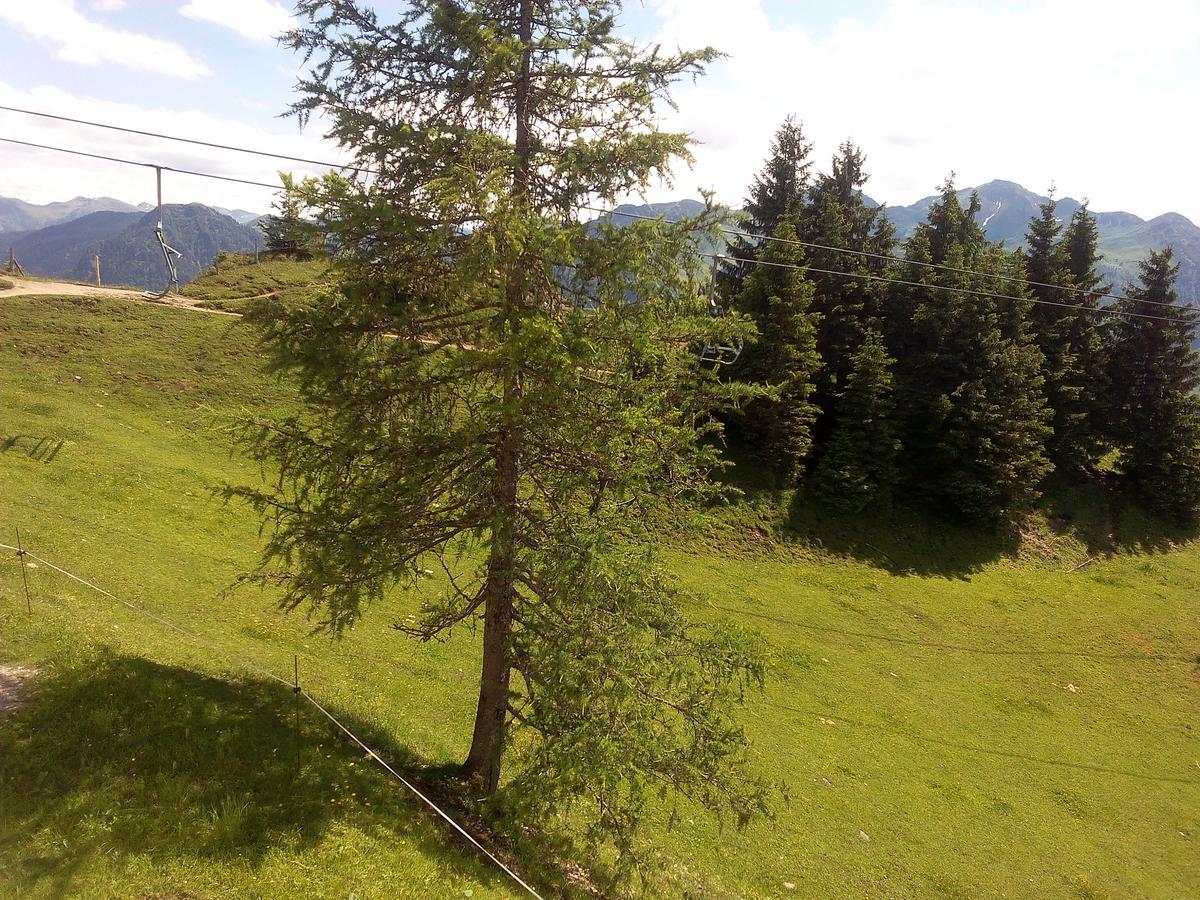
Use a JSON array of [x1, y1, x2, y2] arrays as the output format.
[[0, 288, 1197, 898], [178, 253, 333, 312]]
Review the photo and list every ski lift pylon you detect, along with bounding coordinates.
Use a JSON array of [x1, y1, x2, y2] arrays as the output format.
[[143, 165, 182, 300]]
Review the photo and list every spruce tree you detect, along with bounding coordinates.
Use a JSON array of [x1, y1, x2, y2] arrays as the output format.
[[259, 181, 313, 257], [719, 117, 812, 295], [1022, 196, 1105, 474], [731, 216, 822, 482], [888, 179, 1052, 520], [800, 141, 895, 440], [1060, 203, 1111, 450], [232, 0, 770, 869], [812, 328, 899, 511], [1107, 248, 1200, 522]]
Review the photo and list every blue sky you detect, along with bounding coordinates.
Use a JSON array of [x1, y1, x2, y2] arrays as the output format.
[[2, 0, 1199, 222]]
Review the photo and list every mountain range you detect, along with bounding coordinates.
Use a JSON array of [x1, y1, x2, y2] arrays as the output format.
[[2, 203, 262, 290], [3, 182, 1197, 302], [0, 196, 152, 234]]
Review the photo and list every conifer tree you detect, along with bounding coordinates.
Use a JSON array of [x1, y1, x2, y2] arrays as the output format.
[[719, 118, 812, 295], [800, 141, 895, 439], [888, 179, 1052, 520], [731, 216, 822, 482], [1060, 203, 1110, 446], [812, 329, 899, 511], [1106, 248, 1200, 522], [259, 182, 313, 257], [232, 0, 769, 869], [1022, 196, 1105, 473]]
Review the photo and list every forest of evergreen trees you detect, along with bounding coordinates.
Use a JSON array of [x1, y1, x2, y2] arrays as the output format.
[[719, 119, 1200, 524]]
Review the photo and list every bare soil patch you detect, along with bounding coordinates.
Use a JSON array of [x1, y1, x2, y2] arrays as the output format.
[[0, 665, 38, 715], [0, 276, 143, 300]]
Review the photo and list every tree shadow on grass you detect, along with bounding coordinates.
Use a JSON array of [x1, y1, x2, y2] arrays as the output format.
[[710, 436, 1021, 578], [1039, 473, 1200, 557], [0, 649, 528, 898], [715, 440, 1198, 578], [779, 494, 1022, 579]]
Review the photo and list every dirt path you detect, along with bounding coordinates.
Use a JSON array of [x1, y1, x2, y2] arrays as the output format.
[[0, 665, 37, 715], [0, 276, 243, 318], [0, 276, 144, 300]]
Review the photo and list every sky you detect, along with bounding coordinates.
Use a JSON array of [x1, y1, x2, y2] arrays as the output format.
[[1, 0, 1198, 221]]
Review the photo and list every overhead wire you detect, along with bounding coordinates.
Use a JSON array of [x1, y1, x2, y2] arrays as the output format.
[[2, 111, 1195, 323], [588, 204, 1195, 313], [3, 539, 1193, 804], [3, 103, 1191, 315], [697, 252, 1194, 325], [0, 539, 543, 898], [0, 104, 370, 174], [0, 137, 281, 191]]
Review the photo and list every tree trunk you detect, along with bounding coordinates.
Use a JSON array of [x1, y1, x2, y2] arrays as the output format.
[[462, 0, 534, 795], [463, 429, 519, 792]]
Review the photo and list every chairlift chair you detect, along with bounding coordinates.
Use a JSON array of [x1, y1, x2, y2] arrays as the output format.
[[699, 257, 743, 367]]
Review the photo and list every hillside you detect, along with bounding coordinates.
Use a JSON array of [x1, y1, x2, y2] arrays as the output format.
[[8, 210, 143, 282], [178, 251, 334, 311], [0, 195, 147, 234], [66, 204, 261, 291], [0, 282, 1197, 897]]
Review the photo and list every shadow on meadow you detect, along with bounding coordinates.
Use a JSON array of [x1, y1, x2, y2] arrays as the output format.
[[0, 434, 66, 464], [779, 495, 1022, 578], [0, 649, 518, 898], [713, 437, 1197, 578]]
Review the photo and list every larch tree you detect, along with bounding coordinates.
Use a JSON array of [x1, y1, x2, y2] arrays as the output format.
[[232, 0, 770, 872], [1106, 248, 1200, 522]]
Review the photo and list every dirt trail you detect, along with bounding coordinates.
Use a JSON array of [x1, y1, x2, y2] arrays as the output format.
[[0, 665, 37, 715], [1, 276, 144, 300], [0, 276, 244, 317]]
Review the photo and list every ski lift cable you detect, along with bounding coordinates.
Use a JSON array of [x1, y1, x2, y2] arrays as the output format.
[[2, 104, 1190, 314], [0, 104, 370, 174], [588, 206, 1193, 313], [3, 104, 1189, 313], [0, 137, 281, 190], [2, 137, 1191, 325], [702, 254, 1194, 326]]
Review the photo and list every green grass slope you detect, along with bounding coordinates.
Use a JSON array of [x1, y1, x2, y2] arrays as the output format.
[[0, 294, 1197, 898], [179, 253, 333, 312]]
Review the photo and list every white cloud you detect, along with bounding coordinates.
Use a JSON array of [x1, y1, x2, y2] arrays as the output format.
[[0, 0, 210, 80], [90, 0, 127, 11], [179, 0, 293, 43], [643, 0, 1200, 223], [0, 82, 346, 212]]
